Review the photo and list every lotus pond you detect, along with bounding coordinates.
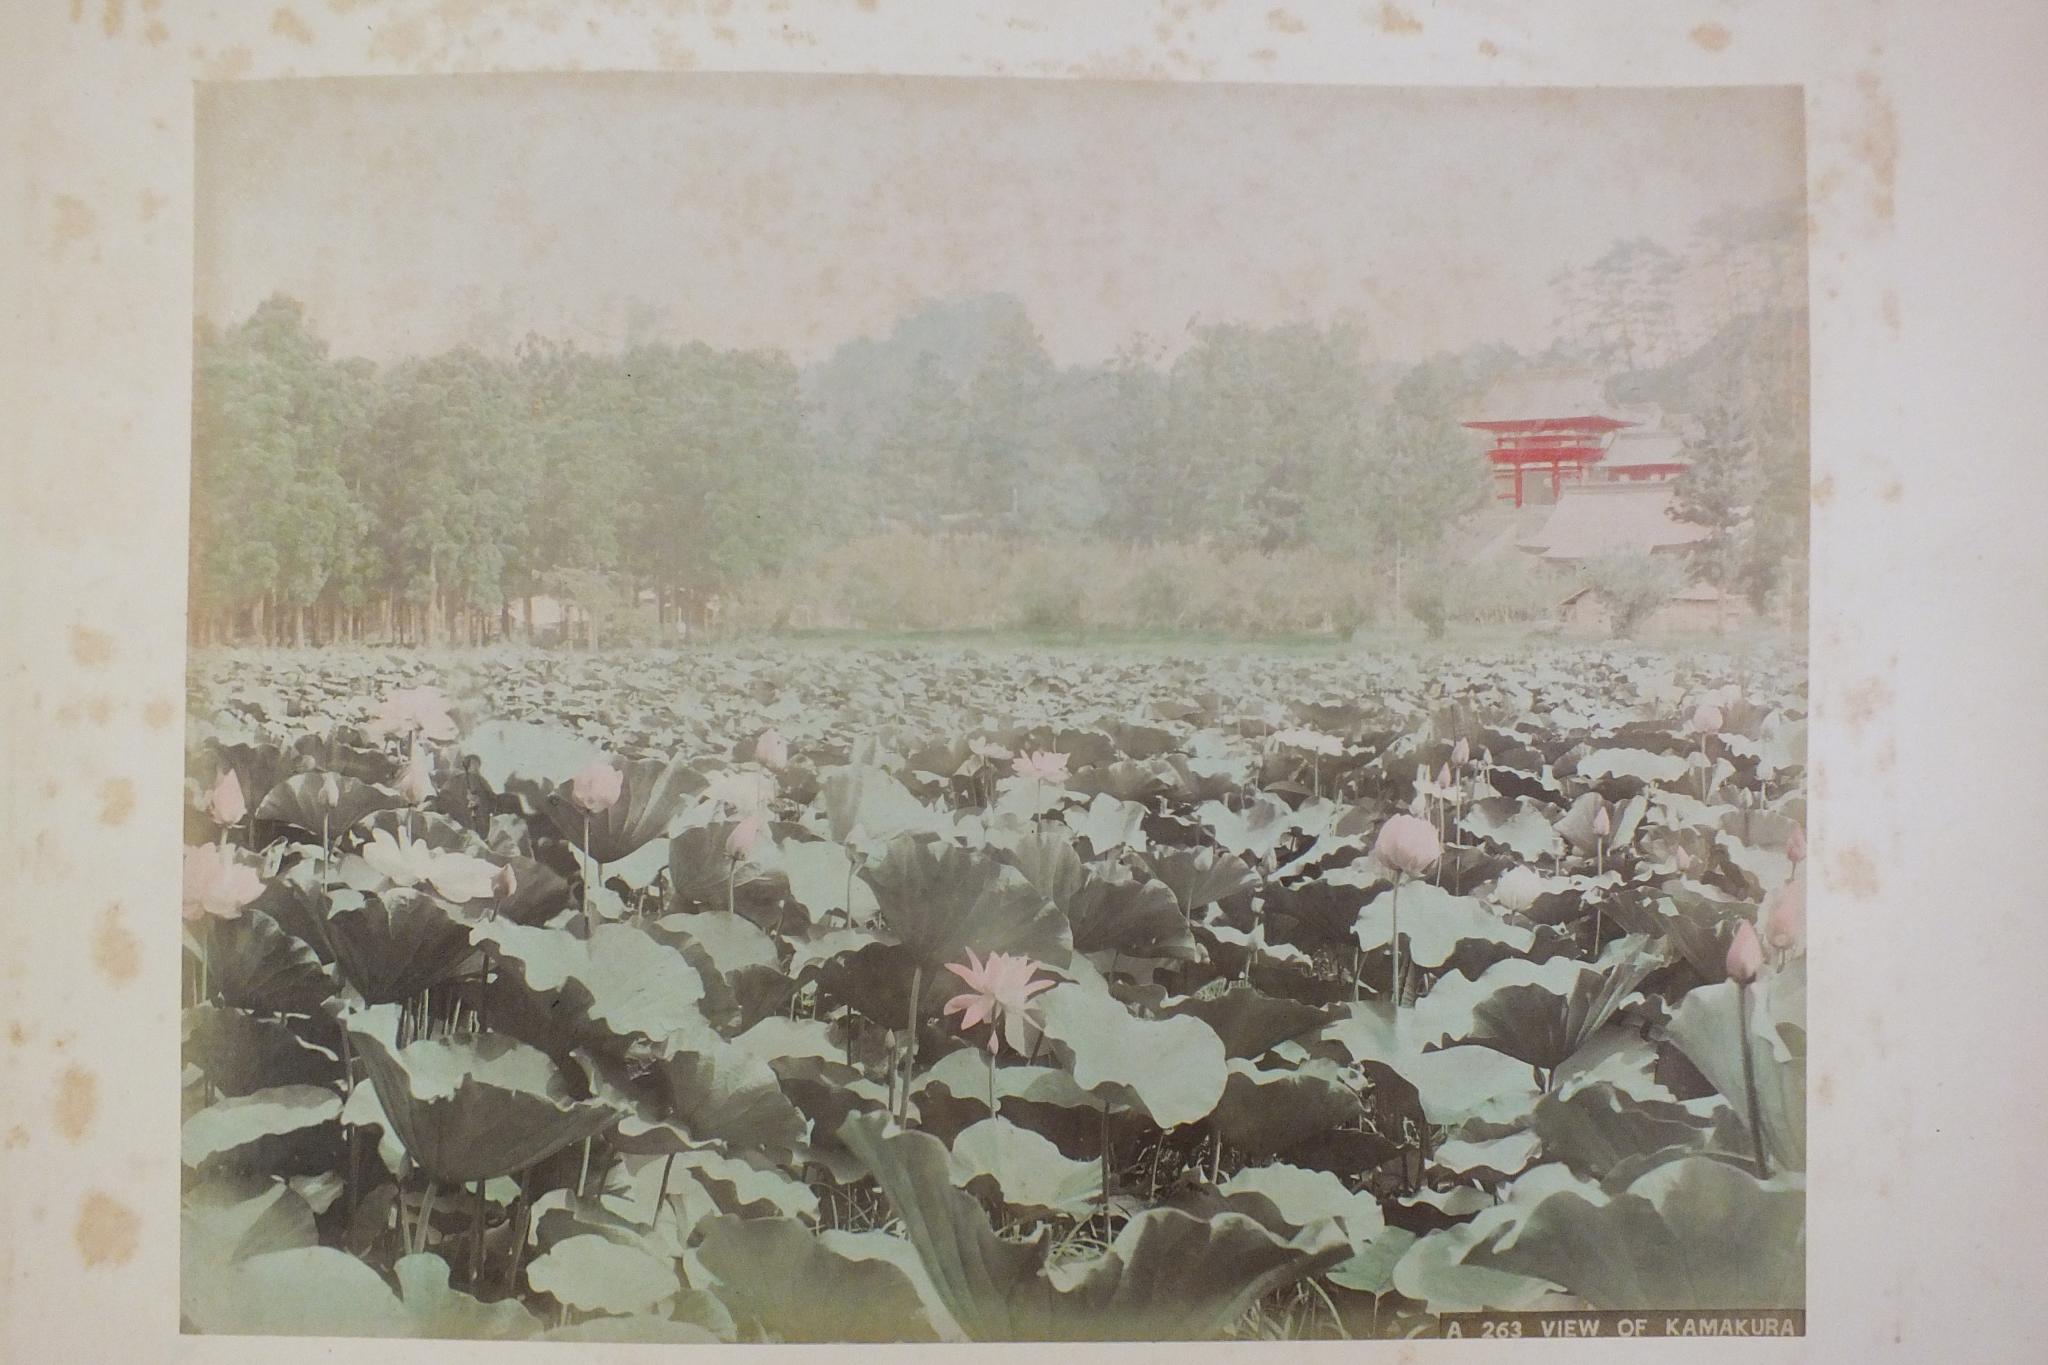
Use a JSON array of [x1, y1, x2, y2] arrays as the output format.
[[179, 641, 1807, 1341]]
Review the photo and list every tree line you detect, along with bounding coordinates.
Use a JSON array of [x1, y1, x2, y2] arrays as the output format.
[[189, 293, 1503, 645], [190, 273, 1807, 646]]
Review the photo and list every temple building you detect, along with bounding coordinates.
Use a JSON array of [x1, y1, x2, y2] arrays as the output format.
[[1461, 369, 1746, 632]]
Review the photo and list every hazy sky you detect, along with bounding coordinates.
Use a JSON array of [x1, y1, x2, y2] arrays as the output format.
[[196, 74, 1803, 369]]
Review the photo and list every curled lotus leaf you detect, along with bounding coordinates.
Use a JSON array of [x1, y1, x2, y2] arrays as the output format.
[[543, 756, 706, 864], [1140, 846, 1257, 917], [1465, 1154, 1804, 1310], [181, 1085, 343, 1170], [1162, 984, 1341, 1060], [1210, 1058, 1364, 1159], [1352, 881, 1536, 969], [206, 911, 339, 1016], [1446, 938, 1659, 1074], [1217, 1162, 1385, 1252], [1006, 833, 1195, 962], [1665, 972, 1806, 1173], [840, 1114, 1347, 1341], [526, 1232, 680, 1317], [861, 836, 1073, 975], [392, 1253, 542, 1339], [1035, 982, 1226, 1130], [255, 771, 403, 840], [1531, 1081, 1714, 1179], [696, 1214, 939, 1342], [347, 1003, 618, 1184], [602, 1032, 808, 1156], [948, 1117, 1102, 1216], [184, 1003, 339, 1096], [469, 919, 716, 1054], [326, 886, 473, 1005]]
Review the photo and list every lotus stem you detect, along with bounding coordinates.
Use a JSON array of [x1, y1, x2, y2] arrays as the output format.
[[657, 1151, 676, 1219], [1737, 980, 1770, 1178], [1389, 877, 1403, 1009], [468, 1180, 486, 1287], [501, 1169, 532, 1296], [414, 1179, 438, 1256], [576, 1137, 593, 1199], [1098, 1096, 1111, 1224], [1305, 1274, 1350, 1340], [987, 1048, 998, 1119], [899, 964, 923, 1127], [727, 857, 736, 918], [583, 815, 594, 934]]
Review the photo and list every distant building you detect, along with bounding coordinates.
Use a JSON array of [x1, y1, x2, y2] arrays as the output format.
[[1463, 370, 1748, 632]]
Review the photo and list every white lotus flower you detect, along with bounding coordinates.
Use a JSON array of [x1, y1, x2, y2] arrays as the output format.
[[360, 826, 499, 903]]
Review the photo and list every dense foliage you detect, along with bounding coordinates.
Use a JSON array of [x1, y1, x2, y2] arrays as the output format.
[[181, 642, 1806, 1340], [190, 283, 1807, 644]]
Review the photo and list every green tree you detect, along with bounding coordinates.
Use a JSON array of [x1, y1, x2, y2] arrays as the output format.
[[1579, 552, 1683, 636]]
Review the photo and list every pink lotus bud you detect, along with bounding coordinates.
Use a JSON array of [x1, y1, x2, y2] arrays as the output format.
[[492, 862, 518, 900], [319, 772, 342, 808], [725, 812, 765, 860], [1592, 805, 1611, 839], [396, 755, 435, 807], [1436, 763, 1453, 790], [1372, 813, 1442, 877], [208, 769, 247, 826], [1726, 919, 1764, 983], [755, 728, 789, 770], [1762, 872, 1806, 952], [1691, 703, 1725, 736], [1451, 738, 1470, 768], [1785, 823, 1807, 864], [568, 758, 624, 814], [1674, 845, 1694, 873]]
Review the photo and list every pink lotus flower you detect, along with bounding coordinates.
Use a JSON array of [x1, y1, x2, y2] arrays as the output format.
[[367, 686, 458, 744], [182, 843, 264, 921], [395, 754, 435, 807], [968, 738, 1011, 764], [492, 862, 518, 901], [1691, 702, 1726, 736], [568, 758, 624, 815], [755, 728, 789, 770], [1726, 919, 1765, 984], [208, 769, 247, 826], [725, 812, 766, 861], [1761, 871, 1806, 953], [942, 948, 1057, 1054], [1373, 813, 1441, 877], [1785, 823, 1807, 865], [1011, 750, 1070, 784]]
